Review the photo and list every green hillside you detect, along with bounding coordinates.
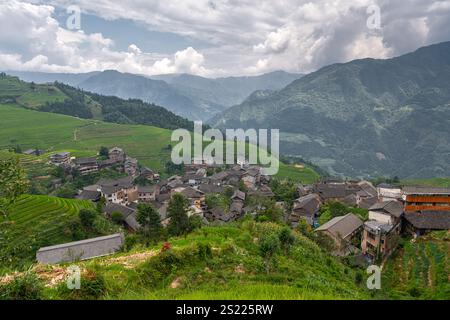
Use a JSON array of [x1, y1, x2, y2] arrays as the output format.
[[0, 195, 94, 273], [0, 72, 193, 131], [0, 104, 319, 182], [14, 221, 371, 300]]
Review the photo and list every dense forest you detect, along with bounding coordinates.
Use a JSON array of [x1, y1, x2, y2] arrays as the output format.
[[43, 82, 195, 131]]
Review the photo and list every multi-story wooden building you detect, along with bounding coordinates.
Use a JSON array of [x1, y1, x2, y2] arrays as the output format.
[[50, 152, 71, 165], [402, 186, 450, 212]]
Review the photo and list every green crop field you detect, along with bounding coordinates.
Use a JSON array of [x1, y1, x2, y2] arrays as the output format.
[[382, 231, 450, 300], [0, 75, 67, 108], [0, 195, 94, 273], [0, 104, 319, 182]]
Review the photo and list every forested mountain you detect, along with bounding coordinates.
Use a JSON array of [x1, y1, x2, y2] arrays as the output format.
[[0, 73, 194, 131], [210, 42, 450, 179], [5, 70, 302, 121]]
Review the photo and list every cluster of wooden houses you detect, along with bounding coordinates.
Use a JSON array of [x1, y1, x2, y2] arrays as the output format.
[[40, 149, 450, 265], [49, 147, 159, 180], [308, 181, 450, 261], [75, 159, 274, 231]]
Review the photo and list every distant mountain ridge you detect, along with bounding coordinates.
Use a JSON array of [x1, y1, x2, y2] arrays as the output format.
[[210, 41, 450, 179], [5, 70, 303, 121]]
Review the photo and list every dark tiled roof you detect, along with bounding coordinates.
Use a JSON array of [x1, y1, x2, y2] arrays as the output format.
[[137, 185, 156, 193], [104, 203, 140, 231], [358, 197, 378, 209], [98, 176, 134, 189], [316, 213, 363, 239], [156, 193, 170, 203], [77, 190, 101, 201], [181, 187, 205, 199], [404, 211, 450, 230], [231, 190, 246, 201], [369, 200, 404, 218], [198, 184, 225, 194], [402, 186, 450, 195], [343, 194, 357, 206], [230, 200, 244, 214], [210, 171, 229, 181], [293, 194, 321, 216], [105, 203, 136, 216], [315, 184, 347, 199]]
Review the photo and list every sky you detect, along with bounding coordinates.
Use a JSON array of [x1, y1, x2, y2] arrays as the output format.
[[0, 0, 450, 77]]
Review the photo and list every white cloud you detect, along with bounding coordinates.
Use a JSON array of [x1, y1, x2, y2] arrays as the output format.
[[1, 0, 450, 76]]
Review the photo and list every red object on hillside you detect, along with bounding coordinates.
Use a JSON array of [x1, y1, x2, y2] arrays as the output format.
[[161, 242, 171, 252]]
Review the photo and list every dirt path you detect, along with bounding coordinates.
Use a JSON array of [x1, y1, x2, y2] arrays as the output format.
[[0, 249, 159, 287]]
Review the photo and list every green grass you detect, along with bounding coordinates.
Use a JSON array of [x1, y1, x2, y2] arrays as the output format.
[[0, 104, 320, 180], [0, 195, 94, 273], [0, 75, 67, 108], [40, 222, 370, 300], [382, 231, 450, 300], [277, 163, 320, 184]]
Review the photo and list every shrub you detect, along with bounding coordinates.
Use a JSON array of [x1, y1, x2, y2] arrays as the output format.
[[124, 234, 139, 251], [139, 250, 182, 287], [0, 272, 43, 300], [79, 208, 98, 228], [197, 243, 213, 260], [57, 268, 106, 300], [111, 211, 125, 225], [259, 233, 280, 273], [278, 227, 296, 255]]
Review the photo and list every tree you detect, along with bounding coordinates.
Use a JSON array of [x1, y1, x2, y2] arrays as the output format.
[[137, 203, 162, 243], [0, 158, 29, 219], [96, 196, 106, 214], [259, 233, 280, 273], [99, 146, 109, 159], [79, 209, 98, 228], [167, 193, 190, 236], [188, 214, 203, 232], [111, 211, 124, 225]]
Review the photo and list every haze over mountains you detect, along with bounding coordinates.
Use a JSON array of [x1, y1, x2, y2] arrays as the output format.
[[7, 70, 302, 121], [5, 41, 450, 179], [211, 41, 450, 179]]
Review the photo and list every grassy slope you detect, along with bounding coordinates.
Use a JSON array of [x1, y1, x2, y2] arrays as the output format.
[[0, 195, 94, 273], [381, 231, 449, 300], [401, 178, 450, 188], [0, 75, 67, 108], [0, 104, 319, 182], [40, 222, 370, 300]]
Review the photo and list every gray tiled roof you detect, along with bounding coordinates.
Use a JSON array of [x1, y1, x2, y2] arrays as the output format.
[[402, 186, 450, 195], [316, 213, 363, 239], [404, 211, 450, 230], [369, 200, 404, 218]]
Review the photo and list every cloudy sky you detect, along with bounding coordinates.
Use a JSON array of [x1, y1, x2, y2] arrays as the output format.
[[1, 0, 450, 77]]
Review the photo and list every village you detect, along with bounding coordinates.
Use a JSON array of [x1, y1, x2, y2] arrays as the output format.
[[36, 147, 450, 266]]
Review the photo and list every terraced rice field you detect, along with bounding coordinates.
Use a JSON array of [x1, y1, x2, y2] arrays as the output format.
[[382, 231, 450, 299], [0, 195, 94, 272]]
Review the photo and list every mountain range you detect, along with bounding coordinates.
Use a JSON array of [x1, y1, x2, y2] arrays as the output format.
[[210, 41, 450, 179], [6, 70, 302, 121], [6, 42, 450, 179]]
